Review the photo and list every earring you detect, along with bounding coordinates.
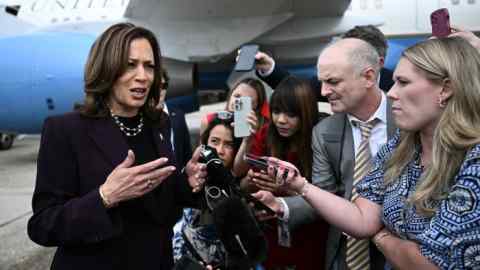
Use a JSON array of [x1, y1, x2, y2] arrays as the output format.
[[437, 96, 447, 108]]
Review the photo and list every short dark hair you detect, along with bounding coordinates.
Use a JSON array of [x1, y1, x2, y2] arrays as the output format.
[[342, 25, 388, 58], [200, 117, 241, 156], [79, 22, 163, 120]]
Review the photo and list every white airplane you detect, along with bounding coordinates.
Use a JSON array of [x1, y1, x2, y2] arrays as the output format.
[[0, 0, 478, 150]]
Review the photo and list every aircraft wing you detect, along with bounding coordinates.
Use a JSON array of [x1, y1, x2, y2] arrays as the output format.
[[127, 13, 293, 62], [123, 0, 350, 61], [8, 0, 359, 62]]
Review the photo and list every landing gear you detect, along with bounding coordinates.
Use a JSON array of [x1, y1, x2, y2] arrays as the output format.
[[0, 133, 15, 150]]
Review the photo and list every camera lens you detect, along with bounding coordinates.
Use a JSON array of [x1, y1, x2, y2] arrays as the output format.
[[206, 186, 221, 199]]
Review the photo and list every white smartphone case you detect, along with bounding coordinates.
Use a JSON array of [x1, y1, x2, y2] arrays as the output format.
[[233, 96, 251, 138]]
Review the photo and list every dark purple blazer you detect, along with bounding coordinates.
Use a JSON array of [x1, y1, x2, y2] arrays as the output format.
[[27, 112, 195, 270]]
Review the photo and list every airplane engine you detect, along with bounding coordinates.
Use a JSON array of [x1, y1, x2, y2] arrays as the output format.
[[162, 59, 199, 112], [163, 58, 199, 100]]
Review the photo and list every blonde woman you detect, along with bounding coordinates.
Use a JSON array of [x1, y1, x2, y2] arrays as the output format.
[[256, 37, 480, 269]]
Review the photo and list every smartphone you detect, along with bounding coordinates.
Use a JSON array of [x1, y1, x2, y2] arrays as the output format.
[[274, 165, 298, 186], [431, 8, 451, 38], [233, 96, 252, 138], [234, 44, 259, 71], [245, 153, 268, 171]]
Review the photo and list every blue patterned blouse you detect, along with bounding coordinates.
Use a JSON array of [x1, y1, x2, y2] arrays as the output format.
[[356, 130, 480, 270], [172, 208, 226, 266]]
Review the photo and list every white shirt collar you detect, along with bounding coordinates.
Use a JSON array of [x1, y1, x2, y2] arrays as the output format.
[[347, 90, 387, 125]]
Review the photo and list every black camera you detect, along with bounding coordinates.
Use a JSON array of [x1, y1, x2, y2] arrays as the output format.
[[176, 145, 269, 270], [198, 144, 233, 191], [198, 145, 276, 216]]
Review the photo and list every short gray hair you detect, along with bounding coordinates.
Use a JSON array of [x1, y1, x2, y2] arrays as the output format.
[[318, 38, 380, 79], [347, 39, 380, 78]]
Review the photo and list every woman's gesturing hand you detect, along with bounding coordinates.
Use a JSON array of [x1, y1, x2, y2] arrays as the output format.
[[100, 150, 176, 207]]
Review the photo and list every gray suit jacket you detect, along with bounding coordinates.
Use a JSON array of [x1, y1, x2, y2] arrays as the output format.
[[283, 99, 396, 270]]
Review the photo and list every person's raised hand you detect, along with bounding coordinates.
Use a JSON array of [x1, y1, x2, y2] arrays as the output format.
[[101, 150, 176, 207], [185, 147, 208, 193], [449, 26, 480, 52], [252, 190, 282, 221], [254, 51, 274, 74], [249, 169, 278, 193]]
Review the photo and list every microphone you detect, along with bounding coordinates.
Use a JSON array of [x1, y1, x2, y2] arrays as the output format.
[[212, 197, 268, 270]]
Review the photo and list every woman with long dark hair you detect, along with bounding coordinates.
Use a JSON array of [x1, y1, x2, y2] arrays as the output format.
[[236, 76, 329, 270]]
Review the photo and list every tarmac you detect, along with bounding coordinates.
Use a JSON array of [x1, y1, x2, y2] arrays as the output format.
[[0, 101, 331, 269]]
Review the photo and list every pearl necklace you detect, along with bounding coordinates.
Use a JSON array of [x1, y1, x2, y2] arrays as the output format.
[[110, 111, 144, 137]]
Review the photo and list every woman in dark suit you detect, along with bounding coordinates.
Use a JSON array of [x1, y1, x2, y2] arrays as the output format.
[[27, 23, 207, 270]]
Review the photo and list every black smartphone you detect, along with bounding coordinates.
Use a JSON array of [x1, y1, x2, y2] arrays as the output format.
[[245, 153, 268, 171], [241, 190, 277, 216], [234, 44, 259, 71], [245, 153, 297, 185], [229, 183, 276, 217]]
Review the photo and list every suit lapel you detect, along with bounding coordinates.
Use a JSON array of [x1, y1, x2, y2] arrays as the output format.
[[87, 117, 129, 167]]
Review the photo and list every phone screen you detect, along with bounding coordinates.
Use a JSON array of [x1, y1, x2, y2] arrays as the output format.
[[234, 44, 259, 71], [431, 8, 451, 38]]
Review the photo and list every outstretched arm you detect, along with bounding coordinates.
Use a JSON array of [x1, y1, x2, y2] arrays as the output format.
[[373, 228, 439, 270], [265, 157, 383, 238]]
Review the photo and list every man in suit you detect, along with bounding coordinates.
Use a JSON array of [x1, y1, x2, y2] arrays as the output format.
[[342, 25, 395, 92], [157, 69, 192, 169], [255, 38, 396, 270]]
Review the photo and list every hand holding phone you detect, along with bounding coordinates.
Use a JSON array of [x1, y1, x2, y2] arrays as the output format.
[[245, 153, 298, 186], [245, 153, 268, 172], [234, 44, 259, 71], [431, 8, 451, 38], [233, 96, 252, 137], [240, 190, 277, 217]]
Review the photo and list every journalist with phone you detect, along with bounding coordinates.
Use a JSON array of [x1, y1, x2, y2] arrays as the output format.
[[265, 37, 480, 270], [234, 76, 329, 270]]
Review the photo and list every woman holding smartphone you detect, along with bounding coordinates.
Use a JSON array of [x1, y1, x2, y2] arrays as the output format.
[[235, 76, 329, 270], [200, 77, 268, 136], [262, 37, 480, 270]]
